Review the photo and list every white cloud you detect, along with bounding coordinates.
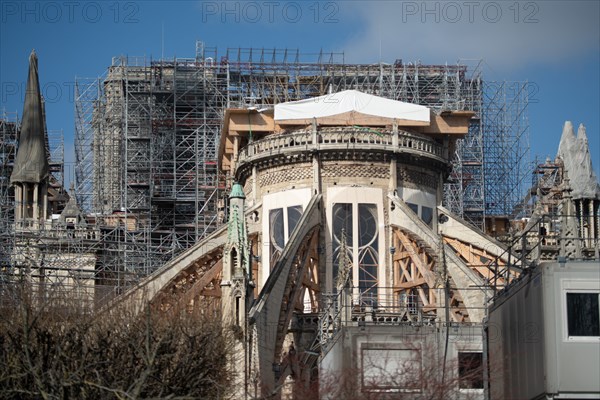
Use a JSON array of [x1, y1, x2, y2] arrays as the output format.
[[338, 1, 600, 70]]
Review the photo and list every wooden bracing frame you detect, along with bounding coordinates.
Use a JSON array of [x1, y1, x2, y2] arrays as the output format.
[[392, 227, 470, 322], [272, 227, 320, 388], [299, 231, 320, 313], [274, 227, 321, 362], [443, 236, 518, 288], [392, 229, 438, 314], [152, 246, 224, 312], [446, 275, 470, 323]]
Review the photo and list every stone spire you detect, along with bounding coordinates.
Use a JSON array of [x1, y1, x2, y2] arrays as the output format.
[[222, 183, 251, 329], [220, 185, 252, 400], [227, 182, 249, 273], [10, 50, 49, 184], [559, 174, 581, 258], [60, 182, 86, 225]]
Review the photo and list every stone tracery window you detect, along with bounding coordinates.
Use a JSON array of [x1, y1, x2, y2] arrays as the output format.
[[358, 204, 379, 303], [287, 205, 302, 238], [332, 203, 353, 288], [269, 208, 284, 269], [332, 202, 379, 304], [269, 205, 303, 270]]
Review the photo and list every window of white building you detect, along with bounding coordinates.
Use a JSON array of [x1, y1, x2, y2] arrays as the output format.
[[566, 292, 600, 338], [562, 279, 600, 341]]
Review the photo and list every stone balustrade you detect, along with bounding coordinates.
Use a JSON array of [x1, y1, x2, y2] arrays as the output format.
[[237, 128, 445, 170]]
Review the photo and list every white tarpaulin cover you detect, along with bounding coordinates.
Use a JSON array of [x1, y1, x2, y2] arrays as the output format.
[[274, 90, 430, 123], [557, 121, 600, 199]]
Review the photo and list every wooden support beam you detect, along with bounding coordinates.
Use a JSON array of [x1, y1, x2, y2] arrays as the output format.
[[443, 236, 516, 286], [396, 230, 437, 287], [180, 258, 223, 305], [396, 277, 427, 289]]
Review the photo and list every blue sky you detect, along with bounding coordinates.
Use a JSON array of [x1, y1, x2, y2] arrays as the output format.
[[1, 1, 599, 186]]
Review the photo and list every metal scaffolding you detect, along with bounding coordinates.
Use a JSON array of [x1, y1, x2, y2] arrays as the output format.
[[0, 110, 18, 271], [74, 76, 100, 213], [0, 43, 530, 304], [482, 81, 531, 217], [72, 47, 230, 290]]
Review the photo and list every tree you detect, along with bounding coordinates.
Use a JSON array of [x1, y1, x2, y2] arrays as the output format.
[[0, 288, 233, 399]]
